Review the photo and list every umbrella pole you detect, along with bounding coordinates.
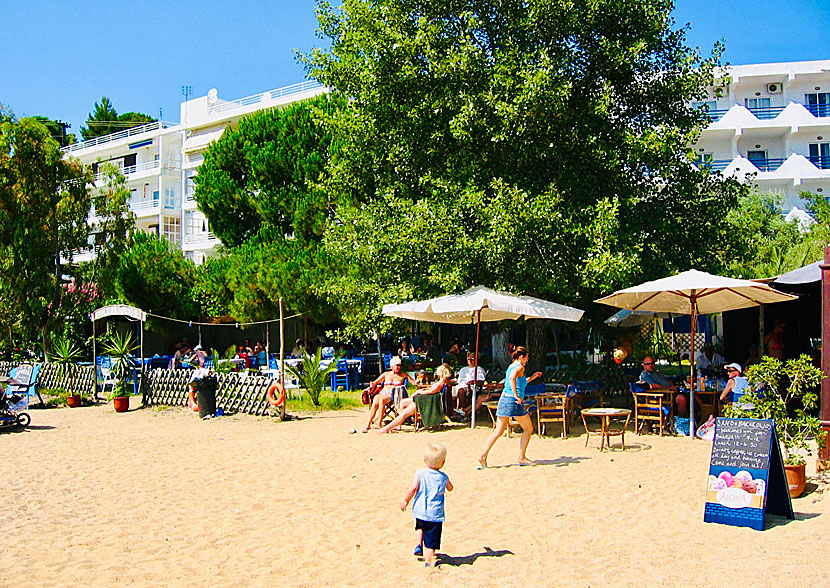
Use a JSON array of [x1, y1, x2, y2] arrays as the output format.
[[471, 309, 482, 430], [689, 297, 697, 439]]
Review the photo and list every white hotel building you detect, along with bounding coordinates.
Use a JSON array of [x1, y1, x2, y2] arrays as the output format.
[[692, 59, 830, 210], [64, 81, 326, 265]]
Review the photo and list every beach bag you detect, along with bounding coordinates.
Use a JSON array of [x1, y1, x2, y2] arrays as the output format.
[[361, 381, 382, 405], [674, 416, 690, 436], [696, 415, 716, 441]]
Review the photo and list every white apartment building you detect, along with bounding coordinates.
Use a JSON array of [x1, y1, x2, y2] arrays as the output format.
[[64, 80, 326, 265], [692, 59, 830, 210]]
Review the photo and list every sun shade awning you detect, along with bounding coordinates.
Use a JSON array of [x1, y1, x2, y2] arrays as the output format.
[[183, 127, 226, 153], [773, 261, 821, 285]]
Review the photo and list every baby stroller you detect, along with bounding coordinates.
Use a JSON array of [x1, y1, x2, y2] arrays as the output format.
[[0, 376, 31, 430]]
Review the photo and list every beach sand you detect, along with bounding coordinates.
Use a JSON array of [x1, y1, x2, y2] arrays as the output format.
[[3, 400, 828, 587]]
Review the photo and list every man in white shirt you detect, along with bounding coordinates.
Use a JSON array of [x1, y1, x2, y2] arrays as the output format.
[[454, 353, 487, 413], [695, 343, 724, 373]]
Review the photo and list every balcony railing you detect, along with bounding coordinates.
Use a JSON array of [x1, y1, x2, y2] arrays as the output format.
[[704, 109, 730, 122], [93, 160, 160, 182], [696, 159, 732, 172], [809, 155, 830, 170], [804, 104, 830, 118], [130, 199, 161, 213], [747, 106, 785, 120], [749, 158, 786, 172], [61, 121, 173, 154], [184, 232, 219, 244], [208, 80, 324, 114]]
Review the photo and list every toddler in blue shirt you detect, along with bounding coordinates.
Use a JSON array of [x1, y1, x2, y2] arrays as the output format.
[[400, 443, 453, 568]]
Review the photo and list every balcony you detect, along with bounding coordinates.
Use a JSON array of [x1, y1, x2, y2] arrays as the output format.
[[704, 109, 730, 122], [184, 232, 219, 244], [696, 159, 732, 172], [748, 158, 786, 172], [61, 121, 174, 154], [809, 155, 830, 170], [746, 106, 785, 120], [804, 103, 830, 118], [93, 160, 161, 182], [208, 80, 324, 115]]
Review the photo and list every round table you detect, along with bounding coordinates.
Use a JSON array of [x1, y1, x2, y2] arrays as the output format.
[[581, 408, 632, 451]]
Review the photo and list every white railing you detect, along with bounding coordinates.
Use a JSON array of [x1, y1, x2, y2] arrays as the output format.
[[130, 199, 161, 213], [61, 121, 174, 154], [184, 232, 219, 244], [93, 160, 161, 183], [209, 80, 325, 114]]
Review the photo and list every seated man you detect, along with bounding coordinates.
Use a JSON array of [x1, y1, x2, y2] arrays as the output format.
[[640, 356, 684, 417], [454, 353, 487, 414], [695, 343, 724, 376]]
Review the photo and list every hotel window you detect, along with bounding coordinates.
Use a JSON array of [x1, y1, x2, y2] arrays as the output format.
[[163, 217, 181, 244], [805, 93, 830, 117], [809, 143, 830, 169], [692, 101, 716, 111], [164, 189, 176, 209], [745, 97, 770, 109]]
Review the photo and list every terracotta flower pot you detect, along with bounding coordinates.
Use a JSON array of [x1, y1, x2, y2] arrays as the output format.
[[784, 463, 807, 498], [113, 396, 130, 413], [66, 394, 82, 408]]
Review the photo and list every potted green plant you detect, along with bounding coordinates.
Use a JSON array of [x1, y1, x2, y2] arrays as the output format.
[[49, 336, 85, 407], [723, 354, 825, 497], [102, 331, 138, 412], [286, 348, 339, 407]]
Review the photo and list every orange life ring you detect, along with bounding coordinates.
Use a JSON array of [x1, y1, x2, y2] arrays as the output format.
[[267, 381, 286, 408], [187, 387, 200, 412]]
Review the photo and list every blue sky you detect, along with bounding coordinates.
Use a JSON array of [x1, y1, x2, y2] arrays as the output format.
[[0, 0, 827, 136]]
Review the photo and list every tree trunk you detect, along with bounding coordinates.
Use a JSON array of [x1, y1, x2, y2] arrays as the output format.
[[491, 327, 510, 370], [525, 320, 548, 376]]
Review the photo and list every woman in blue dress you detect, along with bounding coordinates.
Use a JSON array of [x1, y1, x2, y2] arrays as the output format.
[[479, 346, 542, 468]]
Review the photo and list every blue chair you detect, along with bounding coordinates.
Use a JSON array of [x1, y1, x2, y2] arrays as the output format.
[[382, 353, 392, 371], [330, 359, 351, 391]]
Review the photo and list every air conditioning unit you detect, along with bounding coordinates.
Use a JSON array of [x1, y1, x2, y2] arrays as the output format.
[[767, 82, 783, 94]]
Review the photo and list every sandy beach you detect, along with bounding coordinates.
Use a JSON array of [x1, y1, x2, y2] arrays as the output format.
[[3, 400, 828, 588]]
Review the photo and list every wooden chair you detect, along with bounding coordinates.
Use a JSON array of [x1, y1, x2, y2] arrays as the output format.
[[630, 382, 671, 436], [381, 385, 406, 424], [483, 396, 530, 438], [536, 393, 569, 438], [413, 386, 452, 432]]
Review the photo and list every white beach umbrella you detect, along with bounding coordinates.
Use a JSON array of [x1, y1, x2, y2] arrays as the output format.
[[383, 286, 584, 427], [595, 269, 798, 437]]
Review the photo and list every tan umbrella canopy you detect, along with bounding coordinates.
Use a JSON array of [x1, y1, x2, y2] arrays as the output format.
[[383, 286, 584, 428], [596, 269, 798, 437]]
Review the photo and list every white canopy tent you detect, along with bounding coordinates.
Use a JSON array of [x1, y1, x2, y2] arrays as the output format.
[[596, 269, 798, 437], [382, 286, 585, 427]]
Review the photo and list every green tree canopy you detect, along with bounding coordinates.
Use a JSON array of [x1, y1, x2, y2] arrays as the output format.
[[80, 97, 157, 140], [112, 231, 198, 319], [0, 116, 92, 350], [301, 0, 747, 340], [192, 94, 345, 322]]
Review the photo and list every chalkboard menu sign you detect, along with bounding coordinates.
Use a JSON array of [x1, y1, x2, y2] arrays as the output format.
[[704, 418, 794, 531]]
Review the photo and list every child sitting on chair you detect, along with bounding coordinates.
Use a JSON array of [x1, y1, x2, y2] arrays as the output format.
[[400, 443, 453, 568]]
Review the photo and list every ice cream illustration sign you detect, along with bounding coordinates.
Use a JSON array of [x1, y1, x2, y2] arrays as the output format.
[[704, 418, 793, 531]]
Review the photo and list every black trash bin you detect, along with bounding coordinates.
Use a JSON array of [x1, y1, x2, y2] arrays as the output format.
[[195, 375, 218, 419]]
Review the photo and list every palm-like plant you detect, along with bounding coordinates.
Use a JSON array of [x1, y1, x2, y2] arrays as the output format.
[[102, 331, 138, 398], [49, 336, 84, 398], [286, 348, 339, 406]]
